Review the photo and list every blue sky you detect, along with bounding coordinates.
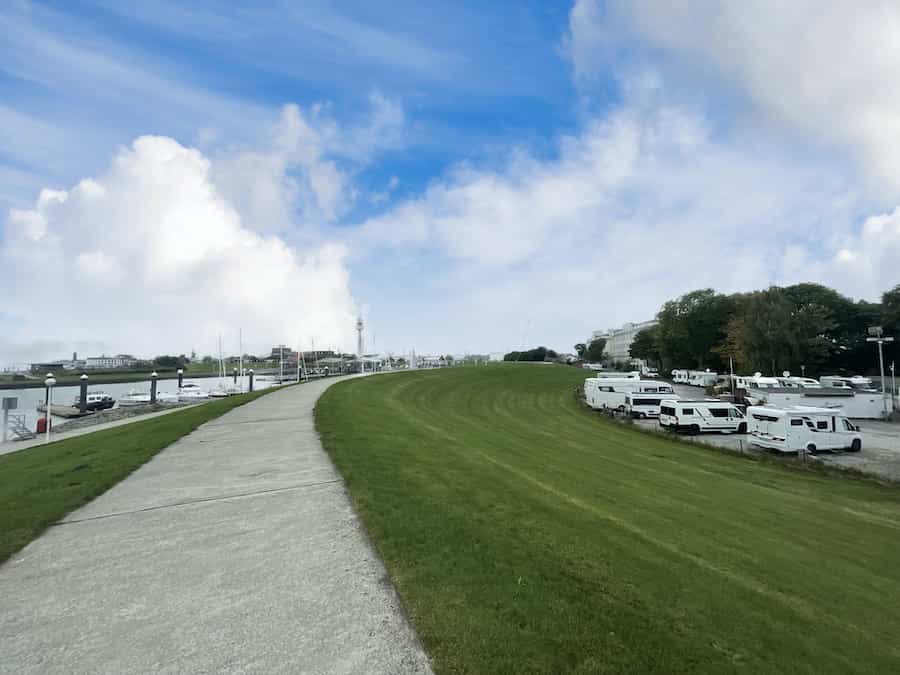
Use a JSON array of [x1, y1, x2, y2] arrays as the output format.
[[3, 1, 900, 362]]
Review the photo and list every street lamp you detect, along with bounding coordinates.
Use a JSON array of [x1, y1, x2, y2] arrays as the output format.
[[44, 372, 56, 443], [866, 326, 895, 417], [150, 371, 158, 405], [177, 368, 184, 389], [78, 373, 89, 413]]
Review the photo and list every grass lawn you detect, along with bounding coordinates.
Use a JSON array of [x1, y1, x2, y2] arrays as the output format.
[[316, 364, 900, 674], [0, 388, 274, 563]]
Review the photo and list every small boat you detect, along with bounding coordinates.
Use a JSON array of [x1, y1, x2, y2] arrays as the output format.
[[209, 384, 242, 398], [118, 390, 152, 407], [178, 384, 210, 402], [156, 391, 180, 404], [72, 392, 116, 411]]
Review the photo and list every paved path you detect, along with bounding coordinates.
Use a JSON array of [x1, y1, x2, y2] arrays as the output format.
[[0, 377, 433, 674]]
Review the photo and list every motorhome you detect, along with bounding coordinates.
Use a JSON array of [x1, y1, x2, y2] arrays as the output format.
[[746, 406, 862, 453], [819, 375, 877, 392], [658, 399, 747, 434], [734, 373, 780, 389], [584, 378, 676, 414], [625, 392, 679, 418], [671, 369, 689, 384], [779, 376, 822, 389], [687, 370, 718, 387]]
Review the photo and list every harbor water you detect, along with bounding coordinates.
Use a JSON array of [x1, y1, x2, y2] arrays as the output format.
[[2, 376, 280, 436]]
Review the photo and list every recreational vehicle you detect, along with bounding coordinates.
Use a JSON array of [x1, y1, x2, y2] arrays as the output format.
[[687, 370, 718, 387], [625, 393, 679, 418], [746, 406, 862, 453], [658, 399, 747, 434], [584, 378, 676, 414], [819, 376, 877, 392], [671, 369, 689, 384]]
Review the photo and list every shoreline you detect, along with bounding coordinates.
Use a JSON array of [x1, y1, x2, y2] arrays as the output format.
[[0, 372, 227, 391]]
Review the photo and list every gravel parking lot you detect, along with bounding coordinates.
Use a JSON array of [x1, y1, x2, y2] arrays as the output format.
[[628, 382, 900, 482]]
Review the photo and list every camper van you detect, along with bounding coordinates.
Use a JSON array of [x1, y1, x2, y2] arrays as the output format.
[[687, 370, 718, 387], [658, 399, 747, 434], [746, 406, 862, 453], [671, 369, 689, 384], [625, 393, 679, 418], [585, 378, 676, 414]]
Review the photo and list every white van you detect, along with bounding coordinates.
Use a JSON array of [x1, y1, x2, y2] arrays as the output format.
[[819, 375, 877, 392], [585, 379, 676, 413], [626, 393, 679, 419], [746, 405, 862, 453], [658, 399, 747, 434], [671, 369, 689, 384], [687, 370, 718, 387]]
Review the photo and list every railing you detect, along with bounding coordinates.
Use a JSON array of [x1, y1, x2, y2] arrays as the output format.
[[7, 413, 36, 441]]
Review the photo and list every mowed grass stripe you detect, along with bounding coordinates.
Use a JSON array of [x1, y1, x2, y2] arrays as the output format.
[[316, 365, 900, 673]]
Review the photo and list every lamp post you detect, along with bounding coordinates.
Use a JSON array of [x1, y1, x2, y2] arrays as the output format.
[[248, 368, 254, 393], [891, 361, 896, 413], [44, 373, 56, 443], [150, 371, 158, 405], [866, 327, 895, 417], [78, 373, 89, 413], [177, 368, 184, 389], [801, 364, 806, 378], [233, 367, 238, 385]]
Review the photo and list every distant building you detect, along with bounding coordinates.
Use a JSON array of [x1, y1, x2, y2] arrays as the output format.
[[588, 320, 657, 365], [85, 354, 138, 369]]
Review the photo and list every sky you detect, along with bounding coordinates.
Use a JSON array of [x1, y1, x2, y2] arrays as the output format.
[[2, 0, 900, 363]]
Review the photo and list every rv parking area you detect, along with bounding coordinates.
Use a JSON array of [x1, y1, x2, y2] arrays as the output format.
[[631, 386, 900, 482]]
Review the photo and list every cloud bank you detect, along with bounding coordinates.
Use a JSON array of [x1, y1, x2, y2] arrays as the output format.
[[3, 134, 358, 360]]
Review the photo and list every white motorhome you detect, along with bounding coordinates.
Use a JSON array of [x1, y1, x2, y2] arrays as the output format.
[[746, 406, 862, 453], [625, 392, 679, 419], [584, 378, 676, 415], [671, 369, 689, 384], [734, 374, 780, 389], [658, 399, 747, 434], [819, 375, 877, 392], [687, 370, 718, 387], [779, 376, 822, 389]]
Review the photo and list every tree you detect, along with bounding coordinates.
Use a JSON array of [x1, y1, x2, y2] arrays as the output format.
[[629, 326, 661, 366], [584, 338, 606, 363], [573, 343, 586, 358], [504, 346, 550, 362], [153, 354, 189, 369], [655, 289, 735, 370]]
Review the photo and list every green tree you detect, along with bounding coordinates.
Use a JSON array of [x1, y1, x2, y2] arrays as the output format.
[[573, 343, 586, 358], [656, 289, 734, 370], [629, 326, 661, 366], [584, 339, 607, 363]]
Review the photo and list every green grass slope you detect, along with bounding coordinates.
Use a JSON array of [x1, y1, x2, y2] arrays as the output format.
[[0, 388, 274, 563], [316, 364, 900, 674]]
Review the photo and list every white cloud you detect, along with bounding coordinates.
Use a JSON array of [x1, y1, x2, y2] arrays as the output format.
[[2, 136, 359, 360], [354, 98, 874, 352], [211, 95, 404, 234], [573, 1, 900, 194]]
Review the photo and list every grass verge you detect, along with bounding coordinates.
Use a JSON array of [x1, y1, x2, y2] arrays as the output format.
[[316, 364, 900, 674], [0, 387, 275, 563]]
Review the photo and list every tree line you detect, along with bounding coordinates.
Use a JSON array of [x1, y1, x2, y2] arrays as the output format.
[[626, 283, 900, 376], [503, 346, 559, 362]]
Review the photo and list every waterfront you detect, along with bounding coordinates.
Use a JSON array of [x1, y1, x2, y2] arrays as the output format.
[[3, 375, 279, 437]]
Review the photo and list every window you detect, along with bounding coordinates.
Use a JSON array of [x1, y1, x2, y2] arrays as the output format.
[[709, 408, 729, 418], [681, 408, 694, 415], [816, 420, 828, 430], [791, 419, 803, 426], [752, 414, 779, 422], [632, 398, 661, 406], [661, 406, 676, 416]]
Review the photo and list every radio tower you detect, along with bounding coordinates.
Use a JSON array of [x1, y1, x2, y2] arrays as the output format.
[[356, 316, 364, 357]]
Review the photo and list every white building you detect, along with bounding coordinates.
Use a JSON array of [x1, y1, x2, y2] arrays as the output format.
[[588, 320, 658, 364], [85, 354, 138, 369]]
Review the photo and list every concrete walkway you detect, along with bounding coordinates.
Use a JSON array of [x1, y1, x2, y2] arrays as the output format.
[[0, 377, 433, 674]]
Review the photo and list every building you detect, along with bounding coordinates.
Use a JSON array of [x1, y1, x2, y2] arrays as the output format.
[[85, 354, 138, 369], [588, 320, 658, 365]]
